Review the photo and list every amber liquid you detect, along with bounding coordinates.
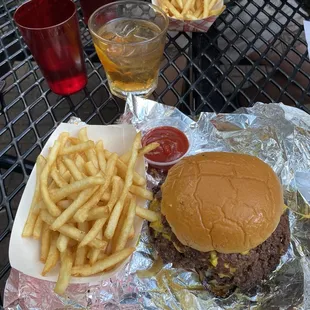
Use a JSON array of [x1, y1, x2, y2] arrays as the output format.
[[93, 18, 165, 99]]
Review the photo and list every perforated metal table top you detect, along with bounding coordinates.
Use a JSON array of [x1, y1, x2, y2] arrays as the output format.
[[0, 0, 310, 305]]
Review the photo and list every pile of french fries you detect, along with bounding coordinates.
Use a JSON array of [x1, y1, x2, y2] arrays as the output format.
[[22, 128, 160, 295], [159, 0, 224, 20]]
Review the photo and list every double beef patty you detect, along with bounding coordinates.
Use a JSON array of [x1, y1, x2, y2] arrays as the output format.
[[152, 200, 290, 295]]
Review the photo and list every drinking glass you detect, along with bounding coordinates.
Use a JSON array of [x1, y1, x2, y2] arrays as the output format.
[[88, 1, 169, 99], [14, 0, 87, 96]]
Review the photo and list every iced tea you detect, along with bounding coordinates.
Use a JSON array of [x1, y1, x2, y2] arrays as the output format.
[[89, 1, 168, 99]]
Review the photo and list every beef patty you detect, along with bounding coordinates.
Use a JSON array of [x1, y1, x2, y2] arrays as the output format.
[[151, 194, 290, 295]]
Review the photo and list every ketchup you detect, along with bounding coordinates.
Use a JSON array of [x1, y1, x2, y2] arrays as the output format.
[[142, 126, 189, 163]]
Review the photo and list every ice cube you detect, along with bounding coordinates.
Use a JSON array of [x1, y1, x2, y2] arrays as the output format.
[[107, 44, 124, 57], [131, 6, 143, 18], [115, 20, 137, 38], [133, 25, 157, 41]]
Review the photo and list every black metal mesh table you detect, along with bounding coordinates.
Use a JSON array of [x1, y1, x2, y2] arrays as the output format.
[[0, 0, 309, 305]]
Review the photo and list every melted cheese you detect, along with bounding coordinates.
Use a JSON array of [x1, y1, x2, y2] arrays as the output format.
[[209, 251, 218, 267]]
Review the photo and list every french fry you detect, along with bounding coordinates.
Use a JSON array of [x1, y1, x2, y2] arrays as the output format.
[[88, 248, 100, 266], [33, 200, 45, 214], [104, 133, 141, 240], [128, 226, 135, 240], [57, 233, 70, 253], [85, 161, 98, 177], [204, 0, 210, 18], [59, 141, 95, 156], [49, 177, 105, 202], [33, 214, 43, 239], [51, 170, 69, 188], [79, 214, 109, 248], [40, 222, 51, 263], [75, 154, 86, 175], [129, 185, 153, 200], [55, 172, 79, 198], [96, 140, 106, 173], [210, 6, 225, 16], [54, 250, 73, 295], [22, 155, 46, 236], [41, 141, 62, 217], [87, 207, 109, 221], [136, 206, 160, 222], [208, 0, 218, 11], [185, 13, 197, 20], [63, 157, 84, 181], [105, 150, 145, 186], [80, 152, 88, 162], [78, 128, 99, 169], [57, 158, 68, 176], [41, 210, 106, 249], [71, 247, 135, 277], [68, 137, 81, 145], [74, 153, 118, 223], [97, 252, 107, 260], [196, 0, 202, 10], [159, 0, 183, 19], [51, 186, 98, 230], [182, 0, 194, 14], [171, 0, 179, 9], [114, 197, 136, 252], [88, 226, 103, 265], [57, 200, 73, 209], [48, 180, 58, 190], [113, 167, 118, 177], [101, 191, 111, 202], [161, 4, 169, 14], [139, 142, 160, 157], [111, 198, 130, 254], [194, 7, 203, 18], [106, 176, 123, 212], [176, 0, 183, 9], [58, 132, 70, 149], [22, 209, 39, 237], [42, 231, 60, 276], [74, 222, 89, 266]]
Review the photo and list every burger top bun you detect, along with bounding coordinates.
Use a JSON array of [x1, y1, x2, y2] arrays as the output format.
[[161, 152, 284, 254]]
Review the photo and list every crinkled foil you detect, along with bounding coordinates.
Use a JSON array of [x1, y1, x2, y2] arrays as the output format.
[[5, 97, 310, 309]]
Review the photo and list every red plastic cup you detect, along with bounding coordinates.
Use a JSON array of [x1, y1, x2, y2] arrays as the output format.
[[14, 0, 87, 96], [80, 0, 116, 25]]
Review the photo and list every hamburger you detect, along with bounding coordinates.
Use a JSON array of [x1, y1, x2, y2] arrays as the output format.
[[149, 152, 290, 296]]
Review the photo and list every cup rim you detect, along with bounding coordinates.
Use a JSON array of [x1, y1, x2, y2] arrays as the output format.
[[13, 0, 77, 31], [88, 0, 169, 46]]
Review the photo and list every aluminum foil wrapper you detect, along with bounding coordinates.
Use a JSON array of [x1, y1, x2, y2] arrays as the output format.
[[4, 97, 310, 309]]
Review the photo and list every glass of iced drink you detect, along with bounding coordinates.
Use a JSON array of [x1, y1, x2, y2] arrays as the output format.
[[88, 1, 169, 99], [14, 0, 87, 96]]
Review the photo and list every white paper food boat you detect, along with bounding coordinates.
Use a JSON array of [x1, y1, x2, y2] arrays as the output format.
[[9, 123, 146, 284]]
